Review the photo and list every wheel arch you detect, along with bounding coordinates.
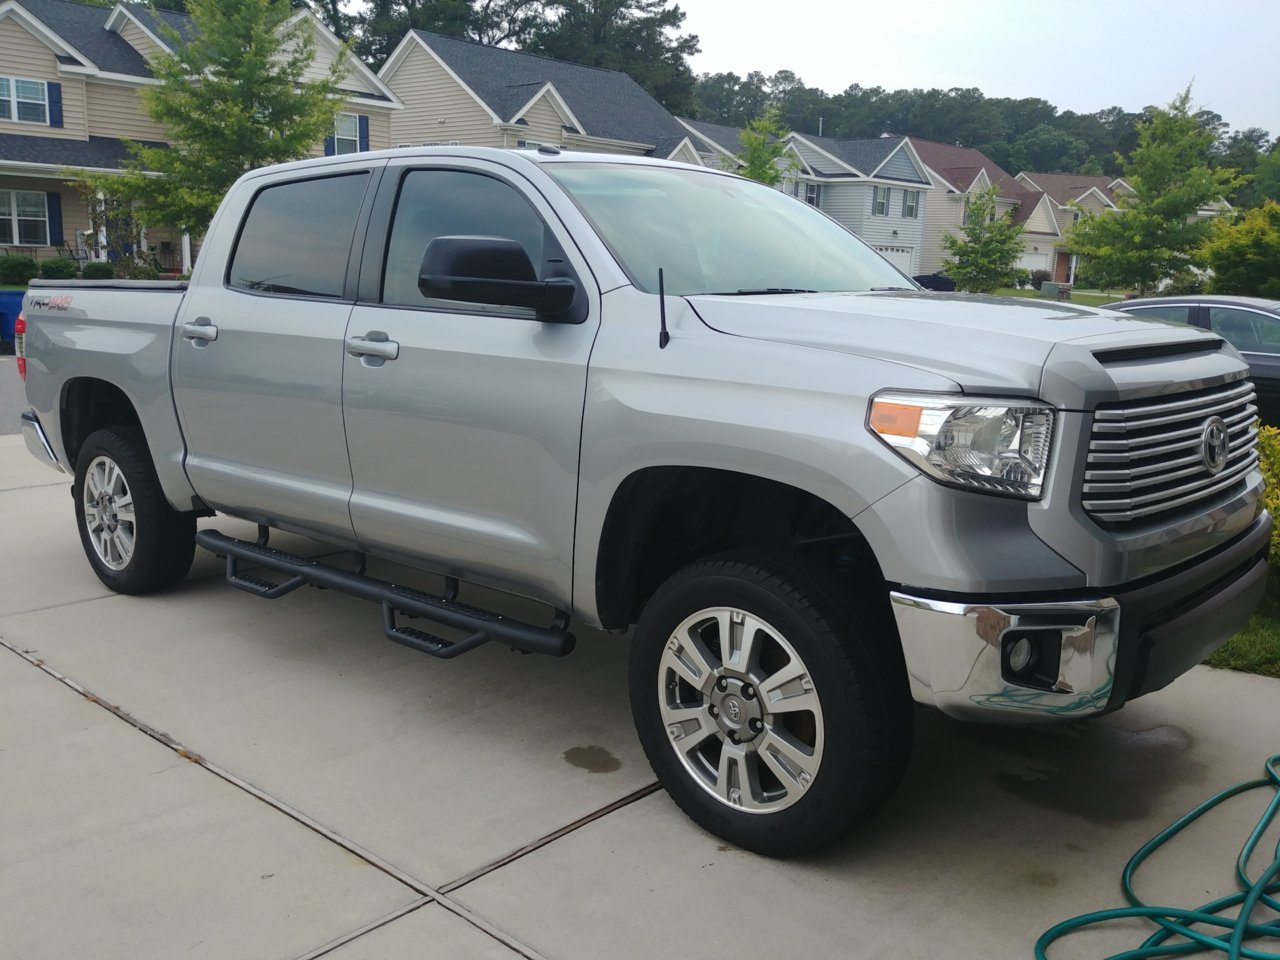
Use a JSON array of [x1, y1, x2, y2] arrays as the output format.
[[593, 465, 888, 631], [60, 377, 143, 469]]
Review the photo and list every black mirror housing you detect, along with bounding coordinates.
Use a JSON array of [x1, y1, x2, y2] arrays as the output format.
[[418, 236, 578, 317]]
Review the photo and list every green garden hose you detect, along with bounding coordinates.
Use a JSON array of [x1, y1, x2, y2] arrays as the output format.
[[1036, 754, 1280, 959]]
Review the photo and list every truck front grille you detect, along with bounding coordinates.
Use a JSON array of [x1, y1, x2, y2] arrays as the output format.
[[1081, 380, 1258, 524]]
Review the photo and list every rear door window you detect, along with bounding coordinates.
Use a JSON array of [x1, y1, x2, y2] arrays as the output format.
[[228, 173, 369, 299], [1209, 306, 1280, 355]]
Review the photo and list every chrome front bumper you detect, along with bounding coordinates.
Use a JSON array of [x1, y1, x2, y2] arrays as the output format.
[[20, 411, 64, 474], [890, 592, 1120, 722]]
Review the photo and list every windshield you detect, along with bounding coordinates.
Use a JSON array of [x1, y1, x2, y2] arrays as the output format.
[[546, 163, 912, 296]]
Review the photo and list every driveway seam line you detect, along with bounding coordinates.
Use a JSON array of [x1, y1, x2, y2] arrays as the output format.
[[439, 781, 662, 895], [0, 481, 72, 492], [289, 898, 433, 960], [0, 635, 550, 960]]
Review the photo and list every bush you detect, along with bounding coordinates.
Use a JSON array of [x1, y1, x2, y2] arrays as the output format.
[[81, 261, 115, 280], [1257, 425, 1280, 566], [1162, 269, 1204, 296], [114, 259, 160, 280], [0, 254, 38, 285], [39, 257, 80, 280], [1030, 269, 1053, 289]]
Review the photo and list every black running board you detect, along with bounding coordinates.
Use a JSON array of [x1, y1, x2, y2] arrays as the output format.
[[194, 529, 575, 659]]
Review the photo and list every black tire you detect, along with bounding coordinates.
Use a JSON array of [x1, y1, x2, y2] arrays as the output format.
[[629, 550, 913, 857], [73, 426, 196, 594]]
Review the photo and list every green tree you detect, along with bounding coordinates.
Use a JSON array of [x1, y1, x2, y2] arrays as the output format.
[[528, 0, 700, 113], [1067, 88, 1245, 294], [356, 1, 545, 68], [693, 71, 770, 126], [1202, 201, 1280, 298], [82, 0, 346, 235], [942, 186, 1026, 293], [734, 108, 791, 185]]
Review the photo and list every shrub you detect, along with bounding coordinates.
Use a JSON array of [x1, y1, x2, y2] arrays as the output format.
[[114, 259, 160, 280], [1162, 269, 1204, 296], [1030, 269, 1052, 289], [1257, 425, 1280, 566], [81, 261, 115, 280], [0, 254, 39, 285], [39, 257, 80, 280]]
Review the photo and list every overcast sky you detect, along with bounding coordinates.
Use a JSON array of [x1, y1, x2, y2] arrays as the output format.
[[678, 0, 1280, 137]]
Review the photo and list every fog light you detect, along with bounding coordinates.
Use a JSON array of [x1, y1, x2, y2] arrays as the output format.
[[1008, 636, 1035, 674]]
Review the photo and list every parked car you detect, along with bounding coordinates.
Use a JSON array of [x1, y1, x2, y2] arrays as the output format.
[[16, 148, 1270, 856], [1113, 296, 1280, 425], [912, 271, 956, 291]]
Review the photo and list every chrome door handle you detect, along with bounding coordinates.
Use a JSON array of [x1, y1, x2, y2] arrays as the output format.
[[346, 334, 399, 361], [180, 317, 218, 342]]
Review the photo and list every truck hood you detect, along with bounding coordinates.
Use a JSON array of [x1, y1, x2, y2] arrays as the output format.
[[686, 290, 1230, 406]]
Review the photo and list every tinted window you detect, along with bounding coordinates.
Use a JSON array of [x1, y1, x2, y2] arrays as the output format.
[[1210, 306, 1280, 355], [383, 170, 546, 308], [1124, 304, 1192, 324], [229, 173, 369, 298]]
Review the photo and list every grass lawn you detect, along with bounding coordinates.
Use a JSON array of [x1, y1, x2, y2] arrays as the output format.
[[993, 287, 1127, 308], [1206, 570, 1280, 678]]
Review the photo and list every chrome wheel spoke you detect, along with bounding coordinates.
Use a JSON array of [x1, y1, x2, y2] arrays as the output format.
[[717, 609, 765, 675], [714, 743, 765, 810], [758, 727, 818, 795], [663, 627, 718, 695], [82, 456, 134, 571], [114, 492, 135, 523], [659, 702, 716, 754], [757, 658, 818, 715]]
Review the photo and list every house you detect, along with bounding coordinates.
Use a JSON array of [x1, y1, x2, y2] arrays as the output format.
[[0, 0, 399, 270], [1012, 172, 1138, 283], [378, 31, 703, 164], [906, 137, 1058, 277], [783, 133, 933, 275], [677, 117, 746, 169]]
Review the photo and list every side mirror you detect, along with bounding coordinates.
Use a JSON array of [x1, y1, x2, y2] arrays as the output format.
[[417, 236, 577, 316]]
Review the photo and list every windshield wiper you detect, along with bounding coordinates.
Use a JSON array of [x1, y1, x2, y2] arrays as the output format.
[[869, 286, 914, 291], [705, 287, 820, 295]]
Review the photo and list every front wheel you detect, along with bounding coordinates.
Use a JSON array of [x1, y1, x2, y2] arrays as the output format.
[[73, 427, 196, 594], [629, 551, 912, 857]]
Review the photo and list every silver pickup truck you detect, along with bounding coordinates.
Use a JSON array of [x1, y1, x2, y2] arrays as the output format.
[[17, 147, 1270, 856]]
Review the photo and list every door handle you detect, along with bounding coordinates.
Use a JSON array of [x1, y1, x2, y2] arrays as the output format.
[[181, 317, 218, 343], [346, 334, 399, 361]]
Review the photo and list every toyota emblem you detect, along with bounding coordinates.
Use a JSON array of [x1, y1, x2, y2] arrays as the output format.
[[1200, 416, 1230, 475]]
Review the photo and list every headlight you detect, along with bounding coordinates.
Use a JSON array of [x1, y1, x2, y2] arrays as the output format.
[[868, 392, 1055, 499]]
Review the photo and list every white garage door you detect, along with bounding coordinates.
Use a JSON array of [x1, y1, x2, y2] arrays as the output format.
[[875, 245, 914, 274], [1017, 250, 1053, 273]]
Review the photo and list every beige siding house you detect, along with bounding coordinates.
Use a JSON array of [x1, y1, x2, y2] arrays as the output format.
[[1013, 173, 1140, 282], [378, 31, 703, 164], [0, 0, 400, 271]]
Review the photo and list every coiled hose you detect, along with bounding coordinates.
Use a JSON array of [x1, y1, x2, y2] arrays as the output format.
[[1037, 754, 1280, 959]]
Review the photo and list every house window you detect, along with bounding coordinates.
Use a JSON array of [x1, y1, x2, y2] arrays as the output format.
[[805, 182, 821, 207], [334, 113, 359, 155], [0, 76, 49, 124], [873, 186, 890, 216], [901, 189, 920, 219], [0, 190, 49, 245]]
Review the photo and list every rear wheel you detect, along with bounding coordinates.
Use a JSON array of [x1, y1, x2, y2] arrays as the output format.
[[629, 551, 912, 857], [74, 427, 195, 594]]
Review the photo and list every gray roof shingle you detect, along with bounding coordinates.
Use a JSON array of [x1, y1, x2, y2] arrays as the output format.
[[0, 132, 165, 169], [795, 133, 905, 177], [678, 118, 745, 156], [412, 31, 689, 151], [17, 0, 156, 76]]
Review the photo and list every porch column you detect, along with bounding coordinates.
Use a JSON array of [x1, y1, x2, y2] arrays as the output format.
[[181, 231, 192, 273], [1068, 254, 1078, 285], [95, 190, 108, 261]]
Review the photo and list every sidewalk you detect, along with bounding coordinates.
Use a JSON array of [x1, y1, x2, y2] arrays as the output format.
[[2, 432, 1277, 959]]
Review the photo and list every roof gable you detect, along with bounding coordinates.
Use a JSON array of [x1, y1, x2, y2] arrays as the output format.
[[404, 30, 686, 149], [677, 117, 745, 159], [907, 137, 1013, 197], [13, 0, 151, 75], [1017, 171, 1123, 206], [871, 140, 929, 183]]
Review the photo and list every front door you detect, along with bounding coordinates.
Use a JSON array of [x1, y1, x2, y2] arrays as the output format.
[[171, 170, 376, 545], [341, 160, 600, 608]]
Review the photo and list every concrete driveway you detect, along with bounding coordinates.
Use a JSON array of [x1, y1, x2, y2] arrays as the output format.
[[2, 431, 1278, 960]]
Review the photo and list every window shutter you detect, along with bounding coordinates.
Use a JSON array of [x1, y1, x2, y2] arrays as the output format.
[[902, 191, 908, 217], [46, 192, 63, 246], [47, 82, 63, 128], [324, 135, 336, 157], [358, 114, 370, 152]]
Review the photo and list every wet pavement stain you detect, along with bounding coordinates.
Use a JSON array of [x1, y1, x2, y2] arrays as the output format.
[[564, 745, 621, 773], [971, 722, 1201, 824], [1024, 870, 1059, 889]]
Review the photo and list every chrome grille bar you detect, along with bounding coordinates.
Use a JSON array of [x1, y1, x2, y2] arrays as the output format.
[[1082, 381, 1259, 524]]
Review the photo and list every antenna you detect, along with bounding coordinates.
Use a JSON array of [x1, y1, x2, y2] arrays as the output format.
[[658, 268, 670, 349]]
